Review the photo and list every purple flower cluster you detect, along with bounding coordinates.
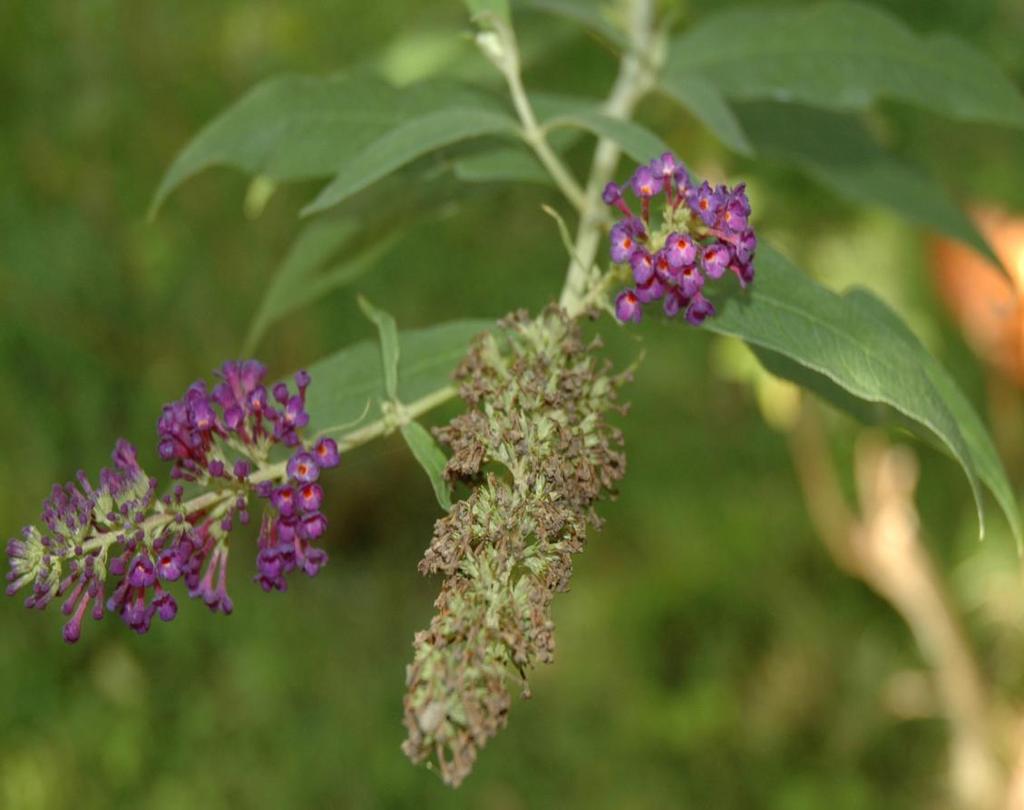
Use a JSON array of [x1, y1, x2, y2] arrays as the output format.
[[606, 152, 757, 326], [158, 360, 311, 481], [5, 439, 159, 642], [254, 436, 339, 592], [6, 360, 342, 643]]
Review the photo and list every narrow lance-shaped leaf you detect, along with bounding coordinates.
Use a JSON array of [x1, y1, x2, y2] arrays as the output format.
[[304, 319, 493, 437], [658, 78, 753, 157], [357, 296, 400, 402], [464, 0, 510, 22], [735, 102, 999, 266], [400, 420, 453, 511], [665, 1, 1024, 130], [301, 107, 520, 216], [244, 217, 392, 354], [514, 0, 628, 49], [452, 147, 553, 186], [533, 94, 670, 165], [152, 75, 519, 216], [702, 246, 1022, 549]]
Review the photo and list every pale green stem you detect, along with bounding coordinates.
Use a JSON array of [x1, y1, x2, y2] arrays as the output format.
[[80, 386, 458, 555], [559, 0, 659, 316], [488, 18, 587, 212]]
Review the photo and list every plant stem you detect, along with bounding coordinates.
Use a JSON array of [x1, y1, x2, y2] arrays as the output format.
[[560, 0, 658, 316], [81, 386, 458, 555], [491, 20, 587, 212]]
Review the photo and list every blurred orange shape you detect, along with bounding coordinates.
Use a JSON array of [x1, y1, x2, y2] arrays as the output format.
[[931, 207, 1024, 386]]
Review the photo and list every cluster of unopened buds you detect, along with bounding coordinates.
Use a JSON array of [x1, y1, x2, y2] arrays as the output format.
[[608, 152, 757, 325], [5, 360, 340, 643]]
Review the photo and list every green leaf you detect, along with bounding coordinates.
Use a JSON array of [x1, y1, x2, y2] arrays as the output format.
[[450, 128, 583, 187], [400, 420, 453, 511], [515, 0, 627, 49], [666, 2, 1024, 129], [151, 74, 518, 216], [244, 218, 396, 353], [735, 102, 998, 265], [658, 79, 753, 157], [533, 94, 670, 164], [464, 0, 509, 22], [452, 147, 552, 186], [702, 246, 1022, 548], [301, 105, 520, 216], [357, 296, 400, 402], [303, 319, 492, 436]]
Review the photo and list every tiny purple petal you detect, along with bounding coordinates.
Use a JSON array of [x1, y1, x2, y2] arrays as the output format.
[[701, 242, 732, 279], [630, 166, 663, 199], [610, 222, 640, 264], [630, 249, 654, 285], [298, 483, 324, 513], [299, 512, 328, 541], [686, 293, 716, 325], [665, 232, 697, 269], [635, 276, 665, 304], [615, 290, 643, 324], [272, 486, 297, 517], [314, 437, 340, 469], [287, 452, 319, 484]]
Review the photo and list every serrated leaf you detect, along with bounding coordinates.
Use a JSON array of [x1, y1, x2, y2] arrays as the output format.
[[533, 94, 670, 164], [735, 102, 998, 265], [665, 2, 1024, 130], [659, 79, 753, 157], [357, 296, 400, 402], [702, 246, 1021, 549], [151, 74, 518, 216], [303, 319, 493, 436], [400, 420, 453, 510]]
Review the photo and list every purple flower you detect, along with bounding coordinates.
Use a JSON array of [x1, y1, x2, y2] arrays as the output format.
[[299, 513, 328, 541], [720, 185, 751, 234], [650, 152, 680, 181], [314, 438, 340, 469], [298, 484, 324, 513], [680, 265, 705, 298], [653, 250, 677, 285], [630, 166, 663, 199], [272, 486, 297, 517], [701, 242, 731, 279], [664, 233, 696, 268], [731, 259, 756, 288], [688, 181, 722, 226], [635, 276, 665, 304], [629, 249, 654, 286], [734, 229, 757, 265], [287, 452, 319, 484], [663, 288, 690, 319], [610, 222, 641, 264], [686, 293, 716, 325], [615, 291, 643, 324]]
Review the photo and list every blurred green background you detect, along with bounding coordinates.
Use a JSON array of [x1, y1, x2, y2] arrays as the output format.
[[4, 1, 1024, 807]]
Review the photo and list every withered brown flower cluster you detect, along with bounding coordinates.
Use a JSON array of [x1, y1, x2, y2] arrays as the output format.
[[402, 306, 629, 786]]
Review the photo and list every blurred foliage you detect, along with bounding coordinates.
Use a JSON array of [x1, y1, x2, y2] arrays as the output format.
[[2, 0, 1024, 807]]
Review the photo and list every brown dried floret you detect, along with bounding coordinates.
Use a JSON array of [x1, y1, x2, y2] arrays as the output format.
[[402, 305, 629, 786]]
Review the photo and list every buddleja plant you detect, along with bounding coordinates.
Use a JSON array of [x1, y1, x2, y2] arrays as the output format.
[[8, 0, 1024, 789]]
